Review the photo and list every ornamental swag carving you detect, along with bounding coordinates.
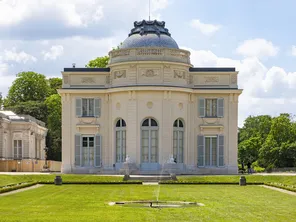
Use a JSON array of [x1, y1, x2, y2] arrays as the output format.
[[204, 76, 219, 83], [174, 70, 185, 79], [113, 70, 126, 79], [142, 69, 158, 77], [81, 77, 95, 84]]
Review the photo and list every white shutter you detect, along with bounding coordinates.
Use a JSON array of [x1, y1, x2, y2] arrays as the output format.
[[75, 134, 81, 166], [197, 135, 204, 166], [94, 98, 101, 117], [217, 98, 224, 117], [95, 134, 101, 167], [199, 98, 205, 117], [218, 135, 224, 166], [76, 98, 82, 117]]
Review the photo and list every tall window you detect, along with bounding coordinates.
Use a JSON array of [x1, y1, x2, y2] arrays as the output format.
[[206, 99, 217, 117], [141, 118, 158, 163], [115, 119, 126, 163], [173, 119, 184, 163], [198, 135, 224, 167], [199, 98, 224, 118], [14, 140, 22, 159], [82, 98, 94, 117], [75, 134, 101, 167], [76, 98, 101, 117]]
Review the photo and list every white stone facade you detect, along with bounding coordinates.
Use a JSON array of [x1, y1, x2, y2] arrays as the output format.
[[0, 111, 47, 160], [59, 20, 242, 174]]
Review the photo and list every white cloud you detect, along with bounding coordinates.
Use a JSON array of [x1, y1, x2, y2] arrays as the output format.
[[42, 45, 64, 60], [183, 46, 296, 126], [236, 38, 279, 58], [190, 19, 221, 36], [291, 45, 296, 56], [3, 47, 37, 63], [0, 0, 104, 27]]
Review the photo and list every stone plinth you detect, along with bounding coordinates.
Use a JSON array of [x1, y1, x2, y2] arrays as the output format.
[[119, 162, 138, 175]]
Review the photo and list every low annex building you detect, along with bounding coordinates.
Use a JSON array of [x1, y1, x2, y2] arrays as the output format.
[[59, 20, 242, 174], [0, 111, 49, 172]]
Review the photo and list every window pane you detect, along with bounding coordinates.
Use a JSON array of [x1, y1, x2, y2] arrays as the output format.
[[206, 99, 211, 117], [179, 120, 183, 128], [122, 120, 126, 127], [89, 137, 94, 147], [178, 132, 183, 163], [116, 120, 121, 127], [151, 119, 157, 126], [89, 99, 94, 116], [142, 130, 149, 162], [82, 99, 88, 116], [212, 137, 217, 166], [173, 120, 178, 127], [82, 137, 88, 147], [116, 131, 121, 162], [122, 131, 126, 162], [142, 119, 149, 126], [173, 131, 178, 160], [212, 99, 217, 117], [205, 137, 211, 166]]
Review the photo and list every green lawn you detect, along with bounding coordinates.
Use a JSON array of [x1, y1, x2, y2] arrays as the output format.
[[0, 174, 124, 187], [177, 175, 296, 185], [1, 185, 296, 222]]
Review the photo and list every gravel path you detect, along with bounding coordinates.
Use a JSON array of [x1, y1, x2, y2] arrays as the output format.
[[260, 185, 296, 196], [0, 184, 44, 197]]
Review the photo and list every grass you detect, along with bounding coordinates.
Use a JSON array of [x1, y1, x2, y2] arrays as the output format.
[[1, 184, 296, 221], [176, 175, 296, 185], [0, 174, 124, 187]]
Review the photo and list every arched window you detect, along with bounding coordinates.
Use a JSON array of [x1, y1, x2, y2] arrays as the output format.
[[115, 119, 126, 163], [141, 118, 159, 163], [173, 119, 184, 163]]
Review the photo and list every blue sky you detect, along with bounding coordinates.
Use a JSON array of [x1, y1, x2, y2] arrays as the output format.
[[0, 0, 296, 126]]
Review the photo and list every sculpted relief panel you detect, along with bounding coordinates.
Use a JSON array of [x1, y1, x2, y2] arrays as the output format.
[[141, 69, 159, 77], [173, 70, 186, 79], [81, 77, 95, 84], [70, 75, 106, 86], [193, 75, 230, 86], [113, 70, 126, 79]]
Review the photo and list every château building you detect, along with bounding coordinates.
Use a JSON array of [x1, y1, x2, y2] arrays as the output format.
[[59, 20, 242, 174]]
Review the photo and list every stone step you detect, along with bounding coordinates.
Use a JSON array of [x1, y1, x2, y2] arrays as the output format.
[[125, 175, 177, 182]]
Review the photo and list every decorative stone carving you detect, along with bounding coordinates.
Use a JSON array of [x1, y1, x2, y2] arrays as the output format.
[[142, 69, 158, 77], [81, 77, 95, 84], [111, 49, 130, 58], [137, 48, 163, 55], [113, 70, 126, 79], [64, 75, 69, 84], [231, 74, 237, 84], [204, 76, 219, 83], [147, 101, 153, 109], [178, 103, 183, 110], [174, 70, 186, 79], [170, 49, 189, 58], [116, 102, 121, 110]]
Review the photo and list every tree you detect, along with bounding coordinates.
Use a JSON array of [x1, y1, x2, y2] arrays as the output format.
[[5, 71, 49, 106], [85, 56, 109, 68], [239, 115, 272, 144], [47, 78, 62, 96], [45, 94, 62, 161], [238, 136, 261, 164], [85, 43, 122, 68], [0, 93, 3, 110]]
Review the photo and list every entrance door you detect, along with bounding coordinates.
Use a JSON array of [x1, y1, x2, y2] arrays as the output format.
[[141, 118, 159, 170], [82, 136, 94, 167]]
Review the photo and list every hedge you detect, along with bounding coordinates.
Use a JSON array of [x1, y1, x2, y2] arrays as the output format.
[[0, 182, 38, 194]]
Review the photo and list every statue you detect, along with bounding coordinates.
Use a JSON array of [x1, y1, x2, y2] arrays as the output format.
[[167, 154, 176, 164], [125, 155, 131, 163]]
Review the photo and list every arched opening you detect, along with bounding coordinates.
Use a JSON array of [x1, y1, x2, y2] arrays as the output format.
[[141, 118, 159, 164], [115, 119, 126, 163], [173, 119, 184, 163]]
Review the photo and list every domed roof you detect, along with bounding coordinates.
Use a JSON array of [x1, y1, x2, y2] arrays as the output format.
[[120, 20, 179, 49]]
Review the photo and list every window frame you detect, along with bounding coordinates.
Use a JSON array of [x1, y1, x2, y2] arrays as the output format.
[[82, 98, 95, 117], [13, 140, 22, 160], [115, 119, 127, 163], [173, 119, 184, 163], [198, 135, 224, 168]]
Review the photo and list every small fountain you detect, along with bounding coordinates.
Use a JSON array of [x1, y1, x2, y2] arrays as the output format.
[[121, 155, 138, 178]]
